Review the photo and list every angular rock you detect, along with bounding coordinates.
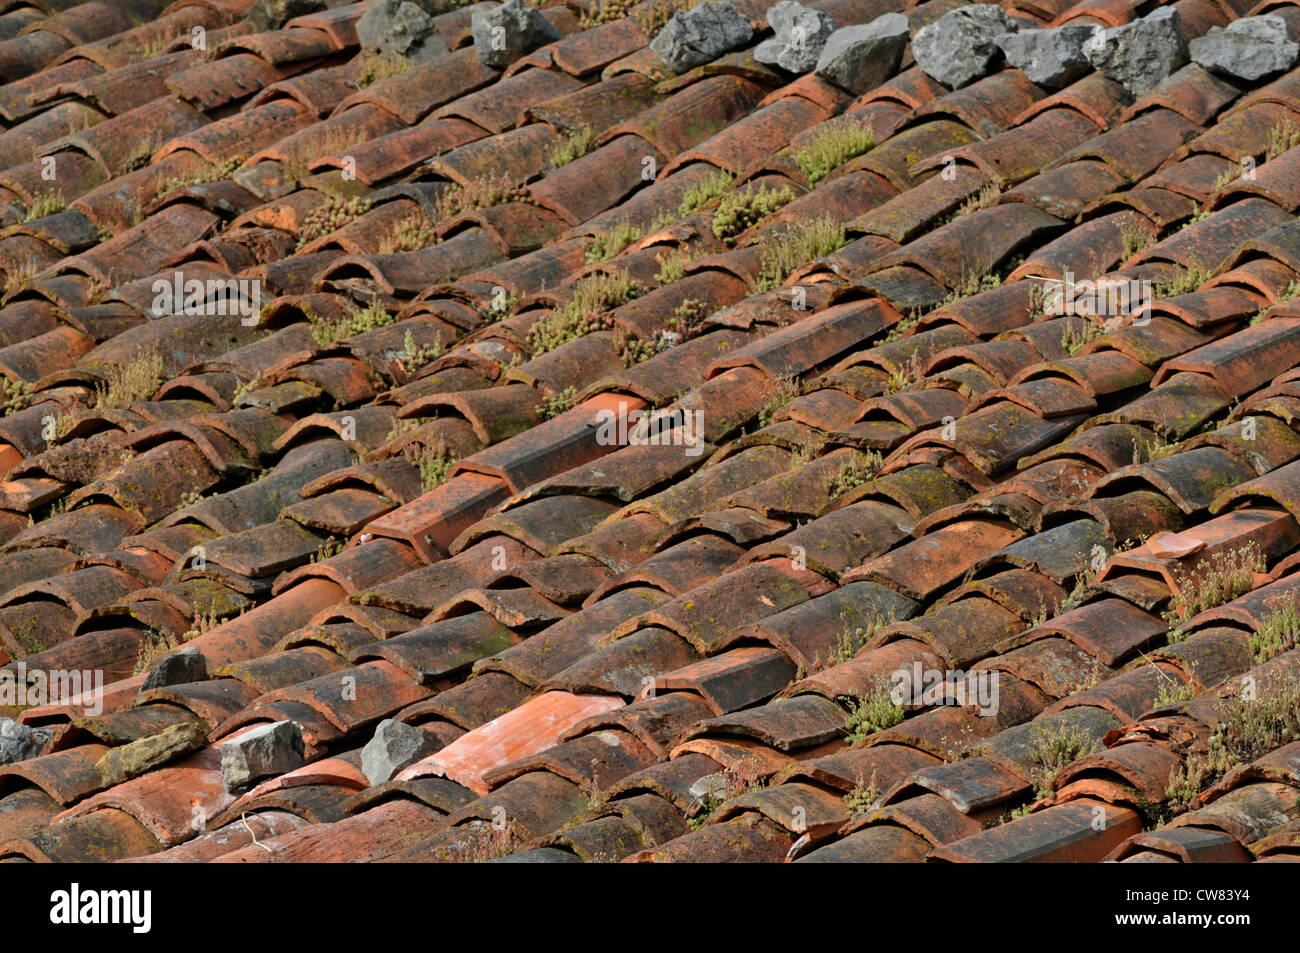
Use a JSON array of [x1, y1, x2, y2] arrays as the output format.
[[0, 717, 52, 765], [1189, 15, 1299, 82], [650, 0, 755, 74], [359, 0, 452, 65], [755, 1, 836, 73], [220, 721, 305, 792], [247, 0, 326, 32], [95, 721, 209, 787], [361, 718, 434, 784], [472, 0, 562, 69], [142, 645, 207, 691], [813, 12, 909, 95], [1084, 7, 1188, 97], [913, 4, 1019, 89], [996, 23, 1099, 89]]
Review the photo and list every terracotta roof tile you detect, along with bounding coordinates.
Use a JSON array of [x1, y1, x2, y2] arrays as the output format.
[[5, 0, 1300, 868]]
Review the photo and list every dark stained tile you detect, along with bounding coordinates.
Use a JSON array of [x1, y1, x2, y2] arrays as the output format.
[[928, 799, 1142, 861]]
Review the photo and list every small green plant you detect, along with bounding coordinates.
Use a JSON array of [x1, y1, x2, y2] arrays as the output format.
[[1121, 220, 1158, 259], [1131, 433, 1180, 464], [816, 614, 891, 671], [296, 194, 372, 250], [138, 35, 168, 59], [941, 268, 1002, 306], [1026, 721, 1101, 798], [1060, 553, 1102, 613], [482, 291, 520, 322], [95, 348, 164, 409], [982, 802, 1034, 829], [4, 260, 40, 295], [525, 270, 640, 356], [1153, 679, 1196, 708], [357, 50, 411, 88], [825, 451, 882, 499], [668, 298, 707, 339], [177, 490, 203, 509], [383, 416, 419, 447], [536, 386, 577, 420], [189, 607, 227, 637], [957, 182, 1000, 216], [0, 376, 32, 416], [379, 214, 437, 254], [312, 536, 344, 562], [1061, 314, 1105, 355], [756, 376, 801, 427], [24, 190, 66, 221], [1060, 657, 1106, 697], [395, 329, 443, 375], [653, 246, 700, 284], [578, 0, 635, 25], [842, 770, 880, 815], [844, 685, 905, 744], [310, 300, 394, 347], [231, 375, 263, 405], [711, 183, 795, 242], [1256, 281, 1300, 324], [1165, 677, 1300, 813], [885, 309, 922, 342], [756, 216, 847, 291], [435, 820, 523, 862], [1266, 117, 1300, 160], [678, 169, 734, 218], [1181, 203, 1213, 229], [792, 120, 874, 185], [133, 630, 180, 675], [632, 0, 703, 32], [154, 158, 242, 203], [433, 172, 531, 222], [1249, 592, 1300, 664], [615, 328, 658, 367], [883, 353, 924, 395], [1162, 542, 1265, 627], [586, 221, 643, 263], [406, 444, 456, 493], [550, 124, 599, 167], [1154, 264, 1212, 299], [285, 134, 359, 176], [686, 763, 763, 829]]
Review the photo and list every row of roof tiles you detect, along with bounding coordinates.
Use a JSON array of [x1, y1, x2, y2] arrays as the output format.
[[0, 0, 1298, 863]]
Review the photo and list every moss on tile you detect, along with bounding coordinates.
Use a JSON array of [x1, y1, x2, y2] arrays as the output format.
[[296, 193, 372, 250], [95, 348, 164, 409], [1162, 541, 1264, 627], [585, 220, 644, 263], [550, 124, 599, 168], [677, 169, 734, 219], [358, 50, 412, 88], [843, 684, 905, 744], [526, 269, 641, 356], [1165, 676, 1300, 815], [24, 189, 66, 221], [310, 300, 394, 347], [1249, 592, 1300, 664], [755, 216, 846, 291], [793, 120, 874, 185], [711, 182, 795, 243]]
